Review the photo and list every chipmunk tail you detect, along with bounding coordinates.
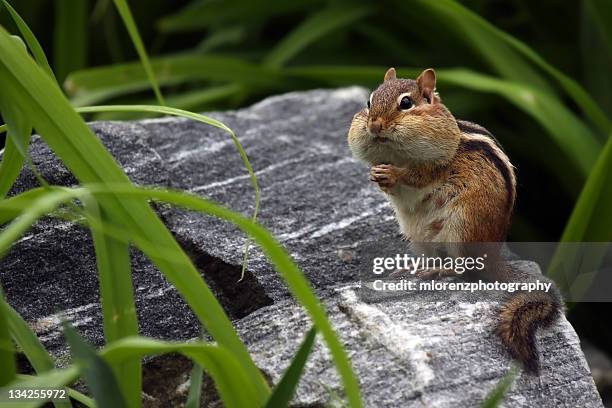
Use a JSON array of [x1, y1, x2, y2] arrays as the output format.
[[496, 289, 562, 374]]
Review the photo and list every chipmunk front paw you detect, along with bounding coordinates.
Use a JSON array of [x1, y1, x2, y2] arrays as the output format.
[[370, 164, 402, 190]]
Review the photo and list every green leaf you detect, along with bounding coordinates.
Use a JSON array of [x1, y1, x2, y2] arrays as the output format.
[[0, 289, 17, 386], [560, 133, 612, 242], [582, 0, 612, 117], [264, 328, 317, 408], [0, 28, 269, 401], [157, 0, 319, 33], [76, 103, 261, 278], [5, 304, 73, 408], [112, 0, 165, 106], [83, 194, 140, 408], [89, 84, 243, 121], [481, 365, 518, 408], [185, 362, 203, 408], [410, 0, 611, 136], [264, 4, 372, 67], [62, 322, 127, 408], [65, 55, 293, 106], [0, 0, 56, 80], [0, 183, 364, 408], [101, 336, 261, 408], [54, 0, 88, 83], [1, 367, 79, 408], [0, 98, 32, 198], [82, 184, 363, 408]]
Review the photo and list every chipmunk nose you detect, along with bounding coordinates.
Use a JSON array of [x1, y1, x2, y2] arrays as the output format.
[[368, 117, 384, 134]]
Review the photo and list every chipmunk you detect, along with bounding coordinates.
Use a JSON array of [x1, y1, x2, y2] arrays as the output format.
[[347, 67, 562, 374]]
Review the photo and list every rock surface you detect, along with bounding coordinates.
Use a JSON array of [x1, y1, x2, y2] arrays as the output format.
[[0, 87, 603, 407]]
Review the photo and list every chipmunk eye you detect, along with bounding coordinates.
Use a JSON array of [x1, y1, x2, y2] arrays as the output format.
[[367, 99, 370, 109], [399, 96, 413, 110]]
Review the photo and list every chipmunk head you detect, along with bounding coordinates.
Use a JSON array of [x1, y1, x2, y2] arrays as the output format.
[[348, 68, 461, 165]]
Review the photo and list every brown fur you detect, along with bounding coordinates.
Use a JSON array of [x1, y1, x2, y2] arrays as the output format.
[[496, 288, 562, 373], [347, 67, 562, 374]]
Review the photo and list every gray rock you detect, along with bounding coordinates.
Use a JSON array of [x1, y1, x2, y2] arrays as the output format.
[[0, 88, 602, 407], [237, 279, 601, 407]]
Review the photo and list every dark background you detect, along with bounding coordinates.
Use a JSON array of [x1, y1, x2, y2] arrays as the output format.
[[1, 0, 611, 400]]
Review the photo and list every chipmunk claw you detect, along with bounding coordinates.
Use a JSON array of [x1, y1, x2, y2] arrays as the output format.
[[370, 164, 400, 188]]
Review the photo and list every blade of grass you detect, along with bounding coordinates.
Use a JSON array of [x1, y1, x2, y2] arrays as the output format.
[[411, 0, 611, 136], [0, 183, 364, 408], [560, 133, 612, 242], [0, 29, 269, 400], [65, 54, 295, 106], [1, 367, 79, 408], [264, 328, 317, 408], [111, 0, 165, 105], [62, 322, 127, 408], [83, 194, 140, 408], [0, 288, 17, 386], [54, 0, 88, 83], [0, 0, 56, 80], [157, 0, 319, 33], [0, 104, 31, 197], [582, 0, 612, 117], [5, 304, 73, 408], [82, 184, 364, 408], [185, 362, 203, 408], [481, 365, 518, 408], [76, 104, 260, 278], [264, 4, 372, 67], [90, 84, 242, 120], [102, 336, 259, 408]]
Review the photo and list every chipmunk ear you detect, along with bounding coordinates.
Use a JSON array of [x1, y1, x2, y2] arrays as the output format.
[[384, 67, 396, 81], [417, 68, 436, 103]]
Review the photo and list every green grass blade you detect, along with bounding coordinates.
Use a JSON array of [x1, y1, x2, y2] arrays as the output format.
[[101, 337, 259, 408], [0, 189, 72, 258], [4, 304, 54, 373], [0, 29, 269, 399], [264, 4, 372, 67], [157, 0, 318, 33], [559, 133, 612, 242], [82, 185, 364, 408], [83, 194, 140, 408], [0, 0, 56, 81], [481, 365, 518, 408], [65, 55, 294, 106], [76, 104, 260, 277], [411, 0, 611, 135], [0, 182, 364, 408], [264, 328, 317, 408], [1, 367, 79, 408], [0, 101, 31, 198], [0, 289, 17, 386], [582, 0, 612, 117], [89, 84, 242, 120], [185, 362, 203, 408], [409, 0, 554, 94], [0, 187, 52, 224], [62, 322, 127, 408], [66, 387, 94, 408], [53, 0, 88, 83], [111, 0, 165, 106], [5, 305, 72, 408]]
